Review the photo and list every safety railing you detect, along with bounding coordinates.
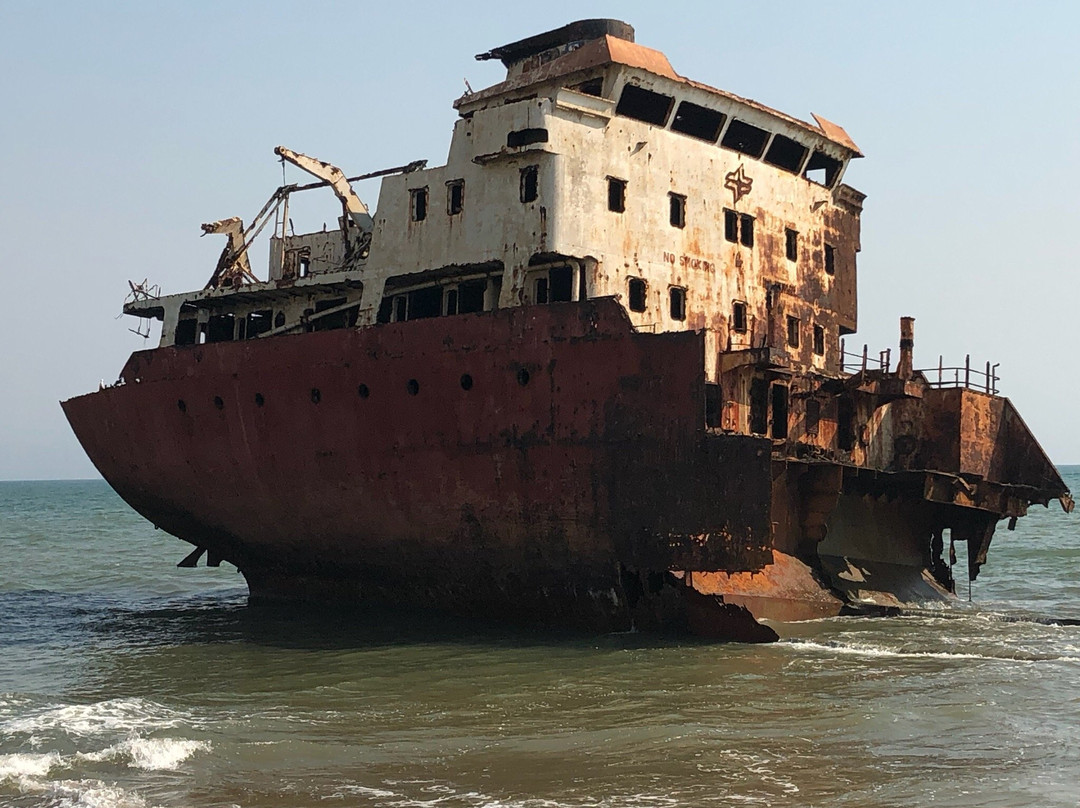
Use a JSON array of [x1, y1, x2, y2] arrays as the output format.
[[917, 356, 1000, 395], [839, 340, 892, 375]]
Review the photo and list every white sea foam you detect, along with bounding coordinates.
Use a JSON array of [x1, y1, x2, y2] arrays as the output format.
[[782, 638, 1080, 663], [0, 751, 62, 780], [3, 697, 187, 738], [120, 736, 209, 771], [36, 779, 149, 808]]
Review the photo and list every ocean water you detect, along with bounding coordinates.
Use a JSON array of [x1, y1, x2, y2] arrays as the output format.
[[1, 472, 1078, 808]]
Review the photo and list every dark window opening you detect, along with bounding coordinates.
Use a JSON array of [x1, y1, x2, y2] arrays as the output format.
[[750, 379, 769, 436], [445, 289, 458, 316], [837, 397, 854, 451], [824, 243, 836, 275], [520, 165, 539, 202], [550, 265, 573, 303], [573, 77, 604, 97], [805, 150, 843, 187], [732, 301, 747, 333], [670, 101, 725, 142], [246, 309, 273, 338], [407, 286, 443, 321], [724, 208, 738, 243], [785, 228, 798, 262], [669, 287, 686, 321], [607, 177, 626, 212], [393, 295, 407, 322], [237, 318, 247, 340], [206, 314, 235, 343], [806, 398, 821, 437], [298, 257, 310, 278], [721, 119, 770, 158], [669, 193, 686, 228], [447, 180, 464, 215], [771, 384, 789, 440], [175, 319, 197, 346], [764, 134, 808, 173], [458, 279, 487, 313], [274, 311, 286, 328], [406, 379, 419, 396], [739, 213, 754, 248], [507, 128, 548, 148], [578, 263, 587, 301], [628, 277, 647, 312], [535, 277, 549, 304], [786, 316, 800, 348], [313, 297, 349, 332], [813, 324, 825, 356], [705, 383, 722, 428], [615, 84, 674, 126], [410, 188, 428, 221]]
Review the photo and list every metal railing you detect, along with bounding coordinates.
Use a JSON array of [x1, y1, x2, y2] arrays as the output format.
[[917, 355, 1000, 395], [839, 340, 892, 374]]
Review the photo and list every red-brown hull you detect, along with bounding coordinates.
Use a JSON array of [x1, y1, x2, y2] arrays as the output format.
[[63, 300, 779, 638]]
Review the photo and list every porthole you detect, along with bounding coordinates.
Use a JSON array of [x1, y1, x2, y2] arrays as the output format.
[[517, 368, 530, 386], [213, 396, 224, 410], [311, 388, 321, 404], [177, 399, 187, 413], [254, 393, 265, 407], [357, 384, 370, 399], [406, 379, 420, 396], [460, 374, 473, 391]]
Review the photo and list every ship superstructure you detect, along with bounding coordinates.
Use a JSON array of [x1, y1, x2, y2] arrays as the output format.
[[64, 20, 1071, 641]]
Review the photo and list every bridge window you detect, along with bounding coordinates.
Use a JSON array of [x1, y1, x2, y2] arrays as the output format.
[[669, 193, 686, 228], [805, 150, 843, 187], [447, 180, 464, 215], [670, 101, 725, 142], [813, 324, 825, 356], [764, 134, 808, 173], [721, 119, 770, 158], [246, 309, 273, 338], [175, 319, 197, 346], [628, 278, 647, 312], [615, 84, 674, 126], [670, 287, 686, 321], [723, 209, 754, 247], [739, 213, 754, 248], [207, 313, 235, 343], [732, 301, 747, 333], [458, 279, 487, 314], [608, 177, 626, 212], [520, 165, 539, 202], [573, 77, 604, 97], [724, 209, 738, 242], [825, 243, 836, 275], [507, 128, 548, 147], [786, 228, 798, 261], [550, 266, 573, 303], [787, 316, 800, 349], [410, 187, 428, 221]]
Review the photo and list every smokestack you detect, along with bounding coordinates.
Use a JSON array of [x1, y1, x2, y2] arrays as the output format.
[[898, 316, 915, 380]]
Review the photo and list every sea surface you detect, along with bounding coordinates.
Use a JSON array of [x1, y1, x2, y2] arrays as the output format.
[[1, 472, 1078, 808]]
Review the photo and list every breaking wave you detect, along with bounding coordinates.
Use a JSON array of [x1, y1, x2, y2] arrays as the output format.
[[2, 697, 191, 738], [783, 638, 1080, 663]]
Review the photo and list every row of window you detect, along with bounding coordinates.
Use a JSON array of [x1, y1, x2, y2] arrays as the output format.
[[174, 299, 357, 346], [614, 83, 845, 187], [627, 277, 686, 321], [409, 165, 540, 222]]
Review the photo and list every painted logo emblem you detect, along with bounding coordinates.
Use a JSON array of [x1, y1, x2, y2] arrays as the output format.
[[724, 165, 753, 204]]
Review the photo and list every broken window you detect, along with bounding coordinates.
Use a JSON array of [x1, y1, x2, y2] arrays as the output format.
[[771, 384, 789, 439], [520, 165, 539, 202], [458, 279, 487, 313], [786, 315, 800, 348], [175, 319, 197, 346], [705, 383, 722, 428], [608, 177, 626, 212], [313, 297, 350, 331], [445, 288, 459, 316], [739, 213, 754, 248], [406, 287, 443, 321], [785, 228, 798, 261], [550, 265, 573, 302], [615, 84, 674, 126], [274, 311, 286, 328], [720, 119, 770, 158], [206, 313, 235, 343], [669, 287, 686, 321], [764, 134, 808, 174], [507, 128, 548, 148], [837, 397, 854, 451], [573, 77, 604, 97], [410, 188, 428, 222], [824, 243, 835, 276], [534, 276, 549, 304], [750, 378, 769, 436], [670, 101, 725, 142], [298, 256, 310, 277], [805, 398, 820, 437], [724, 208, 738, 243], [628, 277, 647, 312], [813, 324, 825, 356], [732, 300, 747, 333], [447, 180, 464, 215], [804, 150, 843, 187], [669, 192, 686, 228], [246, 309, 273, 338], [393, 295, 407, 322]]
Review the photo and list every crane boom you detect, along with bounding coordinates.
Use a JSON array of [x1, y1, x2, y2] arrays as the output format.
[[274, 146, 374, 231]]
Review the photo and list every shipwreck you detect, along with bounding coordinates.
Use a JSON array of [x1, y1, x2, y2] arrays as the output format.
[[63, 20, 1072, 641]]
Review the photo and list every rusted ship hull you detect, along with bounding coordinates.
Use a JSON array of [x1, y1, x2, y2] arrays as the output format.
[[64, 298, 1050, 640]]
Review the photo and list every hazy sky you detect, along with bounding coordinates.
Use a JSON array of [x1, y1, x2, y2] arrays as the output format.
[[2, 0, 1078, 479]]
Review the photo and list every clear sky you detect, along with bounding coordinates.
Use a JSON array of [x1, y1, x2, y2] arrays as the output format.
[[2, 0, 1078, 480]]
